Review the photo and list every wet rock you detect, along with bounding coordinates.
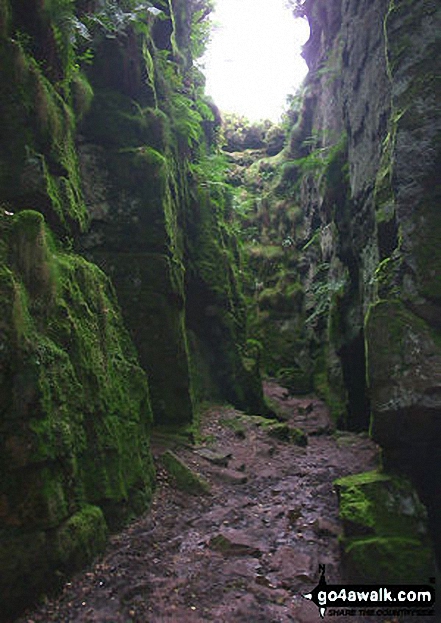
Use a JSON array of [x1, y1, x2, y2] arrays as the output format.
[[220, 557, 260, 578], [209, 530, 264, 557], [194, 447, 232, 467], [240, 414, 309, 446], [291, 597, 325, 623], [266, 547, 317, 584], [211, 467, 248, 485], [160, 451, 210, 495], [14, 389, 383, 623], [366, 300, 441, 492]]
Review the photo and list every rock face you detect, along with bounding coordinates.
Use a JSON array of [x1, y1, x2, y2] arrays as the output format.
[[76, 1, 265, 423], [0, 0, 440, 612], [298, 0, 441, 554], [234, 0, 441, 567], [0, 210, 154, 617], [0, 0, 264, 616]]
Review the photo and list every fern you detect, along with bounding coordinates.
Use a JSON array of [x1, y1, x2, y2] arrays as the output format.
[[170, 93, 203, 148], [190, 4, 213, 59]]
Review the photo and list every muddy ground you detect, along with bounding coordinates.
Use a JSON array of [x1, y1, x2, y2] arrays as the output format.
[[15, 383, 433, 622]]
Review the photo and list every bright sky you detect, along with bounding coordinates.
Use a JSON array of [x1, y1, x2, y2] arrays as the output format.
[[201, 0, 310, 122]]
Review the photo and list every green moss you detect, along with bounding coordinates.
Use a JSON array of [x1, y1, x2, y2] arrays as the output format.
[[220, 415, 247, 437], [30, 60, 67, 149], [258, 282, 303, 314], [43, 142, 88, 232], [71, 70, 94, 121], [322, 133, 348, 191], [344, 537, 433, 584], [10, 210, 58, 302], [100, 252, 193, 425], [365, 298, 435, 366], [313, 361, 347, 425], [0, 465, 70, 529], [266, 421, 308, 446], [11, 273, 32, 339], [336, 470, 428, 537], [12, 209, 44, 238], [83, 85, 196, 427], [82, 90, 169, 150], [247, 244, 285, 261], [0, 39, 87, 231], [386, 0, 439, 79], [142, 42, 157, 106], [153, 422, 197, 446], [374, 126, 395, 218], [53, 505, 108, 572], [336, 470, 389, 488], [278, 366, 312, 395], [222, 413, 308, 446], [161, 449, 210, 494], [120, 146, 167, 168], [2, 210, 155, 536], [0, 209, 159, 614], [169, 92, 204, 150], [185, 185, 266, 416], [372, 254, 402, 298], [335, 470, 434, 582]]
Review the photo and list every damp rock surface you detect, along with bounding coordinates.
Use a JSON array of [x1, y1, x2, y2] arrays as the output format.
[[14, 384, 432, 623]]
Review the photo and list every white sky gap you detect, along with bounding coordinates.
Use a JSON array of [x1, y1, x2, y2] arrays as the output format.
[[201, 0, 310, 121]]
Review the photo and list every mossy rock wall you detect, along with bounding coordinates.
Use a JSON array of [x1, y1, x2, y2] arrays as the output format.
[[245, 0, 441, 472], [231, 0, 440, 571], [0, 0, 265, 615], [77, 0, 265, 421], [78, 136, 195, 425], [262, 0, 441, 477], [0, 211, 154, 617], [184, 186, 266, 414], [365, 0, 441, 477], [0, 1, 88, 234], [290, 0, 441, 563]]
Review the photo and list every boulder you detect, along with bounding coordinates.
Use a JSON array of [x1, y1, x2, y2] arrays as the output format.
[[335, 470, 434, 583]]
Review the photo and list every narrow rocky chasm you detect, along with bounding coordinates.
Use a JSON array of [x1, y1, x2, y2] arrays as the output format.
[[1, 0, 440, 619], [15, 384, 384, 623]]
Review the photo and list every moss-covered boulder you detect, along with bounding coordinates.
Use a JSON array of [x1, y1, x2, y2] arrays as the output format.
[[335, 470, 434, 583], [161, 450, 210, 495]]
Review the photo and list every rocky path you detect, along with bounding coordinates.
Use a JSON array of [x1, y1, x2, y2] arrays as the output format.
[[17, 382, 403, 623]]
